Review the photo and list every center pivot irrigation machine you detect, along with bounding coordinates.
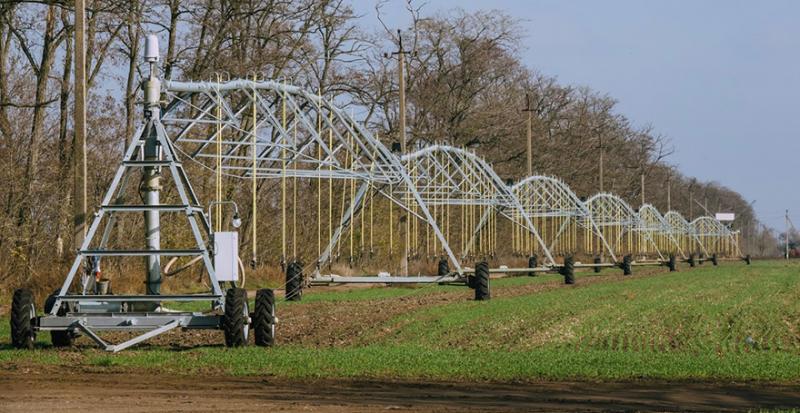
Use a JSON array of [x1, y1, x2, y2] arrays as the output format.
[[10, 36, 748, 352]]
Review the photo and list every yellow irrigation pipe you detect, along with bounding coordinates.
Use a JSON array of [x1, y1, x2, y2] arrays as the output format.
[[251, 75, 258, 265], [337, 129, 348, 259], [406, 164, 410, 261], [215, 74, 222, 232], [316, 89, 322, 259], [445, 157, 450, 255], [349, 119, 354, 261], [328, 109, 333, 263], [369, 157, 374, 256], [292, 116, 297, 260], [389, 183, 393, 257], [281, 82, 287, 263]]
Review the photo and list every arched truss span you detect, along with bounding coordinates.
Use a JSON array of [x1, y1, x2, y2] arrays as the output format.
[[664, 211, 691, 233], [511, 176, 616, 262], [585, 193, 640, 259], [401, 146, 554, 265], [163, 80, 405, 183], [637, 204, 685, 259], [585, 193, 637, 227], [401, 145, 517, 207], [664, 211, 704, 256], [161, 79, 463, 274], [691, 216, 741, 257], [691, 216, 730, 235]]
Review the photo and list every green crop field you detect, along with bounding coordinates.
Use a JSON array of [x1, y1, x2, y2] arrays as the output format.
[[2, 259, 799, 383]]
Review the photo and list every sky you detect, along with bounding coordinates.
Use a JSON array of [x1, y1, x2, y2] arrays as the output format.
[[350, 0, 800, 230]]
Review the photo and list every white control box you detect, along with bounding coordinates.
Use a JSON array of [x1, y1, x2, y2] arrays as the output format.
[[213, 232, 239, 282]]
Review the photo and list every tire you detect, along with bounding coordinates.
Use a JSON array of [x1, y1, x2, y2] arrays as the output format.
[[593, 256, 602, 273], [253, 289, 275, 347], [621, 255, 632, 275], [745, 255, 751, 265], [528, 255, 538, 276], [711, 253, 718, 266], [561, 256, 575, 284], [44, 290, 73, 348], [474, 261, 490, 301], [437, 258, 449, 276], [688, 254, 696, 268], [668, 255, 677, 272], [10, 288, 36, 349], [285, 261, 303, 301], [223, 288, 249, 347]]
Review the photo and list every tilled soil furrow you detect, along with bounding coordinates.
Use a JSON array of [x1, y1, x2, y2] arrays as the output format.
[[89, 268, 669, 349]]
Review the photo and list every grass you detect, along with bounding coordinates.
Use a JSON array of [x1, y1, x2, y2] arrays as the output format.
[[1, 259, 799, 383], [379, 262, 800, 353]]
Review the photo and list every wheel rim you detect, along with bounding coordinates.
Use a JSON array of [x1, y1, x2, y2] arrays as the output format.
[[270, 304, 275, 340], [27, 302, 36, 342], [242, 300, 249, 342]]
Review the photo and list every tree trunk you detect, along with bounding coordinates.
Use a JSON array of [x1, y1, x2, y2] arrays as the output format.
[[124, 0, 140, 148], [21, 5, 59, 278]]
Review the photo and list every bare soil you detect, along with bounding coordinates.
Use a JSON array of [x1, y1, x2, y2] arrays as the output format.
[[1, 368, 798, 412], [103, 269, 665, 349]]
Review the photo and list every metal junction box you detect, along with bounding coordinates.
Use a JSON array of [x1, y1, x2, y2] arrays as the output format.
[[213, 232, 239, 282]]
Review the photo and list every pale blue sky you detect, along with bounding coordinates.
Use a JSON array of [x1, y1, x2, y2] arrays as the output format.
[[351, 0, 799, 230]]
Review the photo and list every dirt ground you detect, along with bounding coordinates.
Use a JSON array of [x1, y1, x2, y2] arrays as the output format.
[[8, 269, 798, 412], [1, 369, 799, 412], [124, 270, 663, 349]]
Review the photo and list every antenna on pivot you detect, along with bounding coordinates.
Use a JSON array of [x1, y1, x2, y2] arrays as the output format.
[[143, 34, 161, 111], [144, 34, 160, 78]]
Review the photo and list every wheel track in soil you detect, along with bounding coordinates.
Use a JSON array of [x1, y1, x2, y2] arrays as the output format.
[[99, 267, 670, 349]]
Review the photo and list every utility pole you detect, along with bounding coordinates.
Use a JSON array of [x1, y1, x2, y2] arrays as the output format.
[[666, 176, 671, 211], [598, 136, 604, 192], [786, 209, 790, 260], [73, 0, 87, 251], [385, 30, 413, 276], [386, 29, 412, 154], [522, 93, 534, 177], [640, 174, 645, 206]]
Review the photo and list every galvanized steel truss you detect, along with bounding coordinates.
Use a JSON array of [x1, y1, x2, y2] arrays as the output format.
[[160, 79, 740, 272], [511, 176, 617, 262]]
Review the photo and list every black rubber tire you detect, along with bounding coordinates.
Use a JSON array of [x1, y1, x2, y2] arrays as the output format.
[[621, 255, 632, 276], [711, 253, 718, 266], [474, 262, 490, 301], [561, 256, 575, 284], [688, 254, 696, 268], [668, 255, 677, 272], [44, 290, 73, 347], [527, 255, 538, 276], [223, 288, 249, 347], [593, 257, 602, 273], [437, 258, 449, 276], [253, 289, 275, 347], [285, 261, 303, 301], [467, 275, 476, 289], [745, 255, 751, 265], [10, 288, 36, 349]]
